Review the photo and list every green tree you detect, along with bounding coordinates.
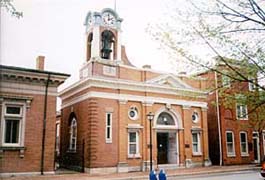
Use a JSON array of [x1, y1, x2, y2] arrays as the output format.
[[148, 0, 265, 163], [0, 0, 22, 18]]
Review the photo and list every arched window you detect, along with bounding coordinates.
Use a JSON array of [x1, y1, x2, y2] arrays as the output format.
[[86, 33, 93, 61], [69, 118, 77, 151], [101, 30, 115, 59], [157, 112, 175, 126]]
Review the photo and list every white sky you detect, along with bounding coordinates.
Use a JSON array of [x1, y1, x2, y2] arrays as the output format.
[[1, 0, 173, 88]]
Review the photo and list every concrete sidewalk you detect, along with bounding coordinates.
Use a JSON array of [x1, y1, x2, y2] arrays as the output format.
[[2, 164, 260, 180]]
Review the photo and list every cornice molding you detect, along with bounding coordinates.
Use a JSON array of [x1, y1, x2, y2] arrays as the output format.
[[61, 91, 207, 109], [59, 77, 207, 100]]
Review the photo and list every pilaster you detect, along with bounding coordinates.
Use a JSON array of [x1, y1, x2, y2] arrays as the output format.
[[201, 107, 211, 166], [182, 105, 192, 164], [117, 99, 128, 172]]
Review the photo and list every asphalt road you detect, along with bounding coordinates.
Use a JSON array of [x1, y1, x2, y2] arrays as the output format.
[[171, 170, 262, 180]]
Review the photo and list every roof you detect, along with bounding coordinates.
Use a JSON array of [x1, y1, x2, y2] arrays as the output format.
[[0, 65, 70, 77]]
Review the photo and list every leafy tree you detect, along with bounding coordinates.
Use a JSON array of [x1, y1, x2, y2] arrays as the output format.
[[0, 0, 22, 18], [147, 0, 265, 163]]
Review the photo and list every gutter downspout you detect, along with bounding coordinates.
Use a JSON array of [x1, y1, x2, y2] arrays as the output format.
[[41, 73, 51, 175], [215, 71, 223, 166]]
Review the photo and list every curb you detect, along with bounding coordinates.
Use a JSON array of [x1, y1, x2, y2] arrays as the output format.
[[106, 166, 260, 180]]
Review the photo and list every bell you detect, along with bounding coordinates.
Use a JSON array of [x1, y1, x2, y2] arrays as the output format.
[[101, 48, 112, 59]]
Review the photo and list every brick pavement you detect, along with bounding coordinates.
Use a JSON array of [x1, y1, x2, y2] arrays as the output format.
[[1, 164, 260, 180]]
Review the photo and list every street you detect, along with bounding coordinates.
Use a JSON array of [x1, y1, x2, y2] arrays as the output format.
[[171, 170, 262, 180]]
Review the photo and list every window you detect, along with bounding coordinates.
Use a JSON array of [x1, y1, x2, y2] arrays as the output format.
[[105, 113, 112, 143], [240, 131, 248, 156], [226, 131, 235, 157], [248, 77, 256, 91], [222, 75, 231, 88], [192, 112, 199, 123], [69, 118, 77, 151], [1, 103, 25, 147], [249, 82, 256, 91], [128, 106, 139, 120], [236, 104, 248, 120], [128, 131, 140, 157], [192, 132, 201, 155], [157, 112, 175, 126]]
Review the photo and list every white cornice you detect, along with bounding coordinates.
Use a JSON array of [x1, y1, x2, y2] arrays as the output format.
[[61, 91, 208, 109], [59, 77, 207, 100], [0, 81, 58, 96], [0, 66, 69, 86]]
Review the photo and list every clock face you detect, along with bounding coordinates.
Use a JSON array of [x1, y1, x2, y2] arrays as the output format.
[[102, 12, 116, 26]]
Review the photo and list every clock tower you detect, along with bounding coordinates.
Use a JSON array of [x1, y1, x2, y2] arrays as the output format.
[[84, 8, 123, 62]]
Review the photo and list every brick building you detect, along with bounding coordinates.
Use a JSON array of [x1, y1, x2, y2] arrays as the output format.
[[59, 8, 211, 173], [0, 57, 69, 176], [198, 60, 265, 165]]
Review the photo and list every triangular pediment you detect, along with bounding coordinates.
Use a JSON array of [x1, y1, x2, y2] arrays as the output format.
[[146, 74, 196, 90]]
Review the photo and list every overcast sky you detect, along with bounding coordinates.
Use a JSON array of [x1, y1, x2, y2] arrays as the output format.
[[1, 0, 174, 88]]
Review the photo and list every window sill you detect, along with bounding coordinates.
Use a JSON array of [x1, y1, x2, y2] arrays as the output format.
[[227, 154, 236, 158], [237, 118, 248, 121], [67, 149, 77, 153], [128, 154, 141, 159], [241, 153, 249, 157], [0, 146, 26, 151], [192, 153, 202, 157], [0, 146, 26, 158]]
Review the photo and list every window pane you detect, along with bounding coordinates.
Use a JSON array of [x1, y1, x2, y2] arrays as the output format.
[[6, 106, 21, 115], [192, 133, 198, 142], [107, 127, 110, 139], [242, 106, 247, 117], [157, 112, 175, 125], [237, 105, 241, 118], [240, 133, 246, 142], [107, 114, 111, 125], [227, 144, 233, 153], [241, 143, 247, 153], [193, 144, 198, 152], [5, 119, 19, 143], [227, 133, 232, 142], [129, 144, 136, 154], [129, 132, 136, 142]]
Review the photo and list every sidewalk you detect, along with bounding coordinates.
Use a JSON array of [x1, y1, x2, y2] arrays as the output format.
[[2, 164, 260, 180]]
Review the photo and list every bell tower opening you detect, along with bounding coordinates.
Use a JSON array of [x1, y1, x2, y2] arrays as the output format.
[[101, 30, 115, 60], [86, 33, 93, 61]]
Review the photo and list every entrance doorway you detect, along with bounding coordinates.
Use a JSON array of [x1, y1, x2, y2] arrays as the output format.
[[157, 133, 168, 164], [157, 132, 178, 164], [253, 133, 260, 163]]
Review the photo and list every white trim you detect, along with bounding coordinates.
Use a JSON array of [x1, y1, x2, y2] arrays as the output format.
[[69, 118, 77, 152], [105, 112, 112, 143], [59, 76, 207, 99], [1, 101, 26, 147], [263, 132, 265, 156], [61, 91, 208, 111], [154, 107, 183, 129], [239, 131, 249, 156], [128, 106, 139, 120], [192, 131, 202, 155], [222, 74, 231, 88], [236, 104, 248, 120], [253, 132, 260, 163], [128, 131, 140, 158], [226, 131, 236, 157]]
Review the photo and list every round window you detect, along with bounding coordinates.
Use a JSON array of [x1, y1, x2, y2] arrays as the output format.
[[192, 112, 199, 123], [128, 107, 138, 120]]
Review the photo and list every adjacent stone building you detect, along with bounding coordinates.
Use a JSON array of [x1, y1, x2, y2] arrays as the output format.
[[0, 57, 69, 176], [59, 8, 211, 173]]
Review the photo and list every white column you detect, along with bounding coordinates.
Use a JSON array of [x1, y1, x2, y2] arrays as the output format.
[[91, 26, 100, 58]]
